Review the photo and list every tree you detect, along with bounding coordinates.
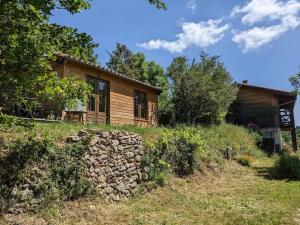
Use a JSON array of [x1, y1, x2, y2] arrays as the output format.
[[106, 43, 167, 87], [167, 53, 238, 125], [0, 0, 98, 113], [289, 71, 300, 94], [0, 0, 165, 113], [149, 0, 167, 9]]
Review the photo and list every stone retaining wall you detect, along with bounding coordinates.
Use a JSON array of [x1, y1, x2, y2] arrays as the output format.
[[68, 129, 145, 201]]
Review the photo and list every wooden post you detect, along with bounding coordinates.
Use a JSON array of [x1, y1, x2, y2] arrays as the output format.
[[291, 109, 297, 152]]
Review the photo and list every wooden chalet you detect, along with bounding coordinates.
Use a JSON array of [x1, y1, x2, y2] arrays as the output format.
[[47, 52, 160, 127], [229, 81, 297, 152]]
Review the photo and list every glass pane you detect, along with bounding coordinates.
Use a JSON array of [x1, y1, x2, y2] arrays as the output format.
[[99, 80, 107, 113], [87, 78, 95, 111], [140, 93, 146, 119], [134, 92, 139, 117]]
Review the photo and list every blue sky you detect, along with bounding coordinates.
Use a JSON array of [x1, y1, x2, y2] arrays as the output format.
[[51, 0, 300, 124]]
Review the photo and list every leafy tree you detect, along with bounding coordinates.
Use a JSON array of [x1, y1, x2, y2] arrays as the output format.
[[48, 24, 98, 63], [0, 0, 97, 114], [107, 43, 145, 80], [167, 53, 238, 125], [106, 43, 168, 87], [149, 0, 167, 9], [0, 0, 165, 114], [289, 71, 300, 94], [44, 75, 92, 111]]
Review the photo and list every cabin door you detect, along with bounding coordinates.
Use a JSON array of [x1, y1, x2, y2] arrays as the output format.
[[87, 76, 109, 124]]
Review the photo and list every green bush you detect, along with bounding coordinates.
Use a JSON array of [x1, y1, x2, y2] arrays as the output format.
[[143, 124, 263, 182], [0, 137, 93, 213], [157, 127, 207, 176], [238, 155, 253, 167], [275, 153, 300, 179], [200, 124, 261, 159], [0, 114, 34, 131]]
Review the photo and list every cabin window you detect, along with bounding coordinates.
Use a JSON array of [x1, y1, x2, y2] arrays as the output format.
[[134, 90, 147, 119], [99, 80, 107, 113], [87, 78, 96, 111]]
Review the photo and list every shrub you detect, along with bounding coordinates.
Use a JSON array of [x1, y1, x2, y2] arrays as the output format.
[[238, 155, 253, 167], [157, 127, 207, 176], [145, 127, 220, 178], [0, 137, 93, 213], [142, 144, 171, 187], [0, 114, 34, 131], [275, 153, 300, 179], [143, 124, 261, 181], [199, 124, 261, 159]]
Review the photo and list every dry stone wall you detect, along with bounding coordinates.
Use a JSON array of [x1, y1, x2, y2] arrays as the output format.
[[68, 129, 145, 201]]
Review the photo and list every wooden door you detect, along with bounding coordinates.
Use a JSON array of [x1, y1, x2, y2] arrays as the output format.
[[87, 76, 109, 124]]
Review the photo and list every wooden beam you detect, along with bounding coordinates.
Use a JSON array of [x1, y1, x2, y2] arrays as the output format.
[[290, 109, 298, 152]]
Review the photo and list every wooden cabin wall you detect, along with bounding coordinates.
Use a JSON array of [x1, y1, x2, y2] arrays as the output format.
[[234, 87, 279, 128], [61, 60, 158, 127]]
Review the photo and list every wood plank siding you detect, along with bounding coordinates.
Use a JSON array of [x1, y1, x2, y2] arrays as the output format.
[[229, 83, 297, 151], [53, 54, 159, 127]]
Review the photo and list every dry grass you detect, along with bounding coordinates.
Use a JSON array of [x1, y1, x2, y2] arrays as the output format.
[[2, 159, 300, 225]]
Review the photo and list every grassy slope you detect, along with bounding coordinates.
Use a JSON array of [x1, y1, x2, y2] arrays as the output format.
[[1, 123, 300, 225], [0, 122, 162, 145], [2, 159, 300, 225]]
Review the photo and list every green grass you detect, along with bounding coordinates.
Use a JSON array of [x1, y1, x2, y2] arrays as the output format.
[[1, 122, 299, 224], [0, 122, 163, 144], [2, 158, 300, 225]]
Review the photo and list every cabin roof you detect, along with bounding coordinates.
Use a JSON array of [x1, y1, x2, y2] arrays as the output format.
[[237, 83, 296, 97], [237, 82, 297, 108], [54, 52, 161, 92]]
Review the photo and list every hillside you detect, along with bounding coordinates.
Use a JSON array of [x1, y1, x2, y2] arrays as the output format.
[[2, 158, 300, 225], [1, 122, 300, 225]]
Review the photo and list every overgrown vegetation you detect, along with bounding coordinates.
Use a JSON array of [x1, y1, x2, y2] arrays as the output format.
[[0, 121, 262, 213], [142, 124, 261, 186], [0, 114, 34, 131], [0, 137, 93, 214], [4, 159, 300, 225], [275, 152, 300, 179]]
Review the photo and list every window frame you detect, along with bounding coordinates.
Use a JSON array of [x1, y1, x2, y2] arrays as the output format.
[[87, 76, 96, 112], [134, 90, 148, 120], [98, 79, 108, 113]]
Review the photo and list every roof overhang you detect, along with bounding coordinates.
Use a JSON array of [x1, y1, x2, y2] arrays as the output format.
[[54, 52, 162, 93], [236, 82, 297, 109]]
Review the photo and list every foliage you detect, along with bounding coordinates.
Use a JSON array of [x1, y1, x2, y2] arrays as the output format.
[[106, 43, 168, 87], [289, 71, 300, 95], [44, 74, 92, 111], [148, 0, 167, 9], [275, 152, 300, 179], [200, 124, 260, 159], [238, 155, 253, 167], [0, 137, 93, 213], [48, 24, 99, 63], [167, 53, 238, 125], [0, 0, 98, 112], [0, 114, 34, 131]]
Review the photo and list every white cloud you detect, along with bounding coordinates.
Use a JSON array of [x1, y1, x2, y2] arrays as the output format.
[[186, 0, 197, 13], [231, 0, 300, 25], [231, 0, 300, 52], [138, 19, 229, 53]]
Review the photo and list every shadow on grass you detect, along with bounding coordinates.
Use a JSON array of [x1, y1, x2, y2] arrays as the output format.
[[253, 165, 299, 182]]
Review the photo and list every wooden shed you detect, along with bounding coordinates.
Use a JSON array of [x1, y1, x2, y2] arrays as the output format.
[[228, 81, 297, 152], [49, 52, 160, 127]]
